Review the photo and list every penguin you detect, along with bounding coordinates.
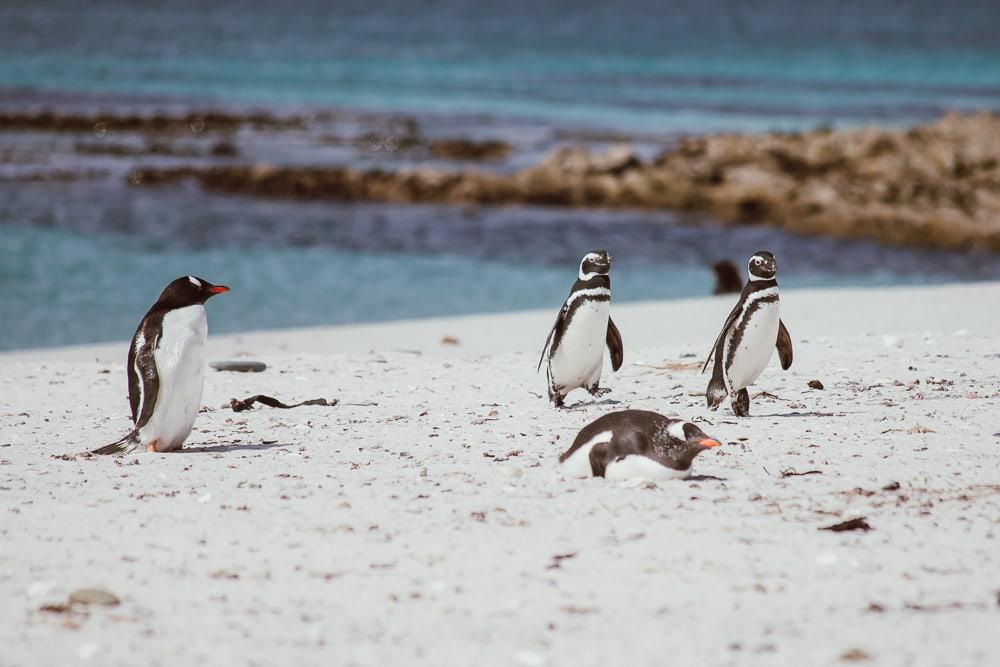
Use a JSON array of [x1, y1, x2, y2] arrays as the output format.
[[558, 410, 721, 480], [711, 260, 743, 295], [538, 250, 623, 407], [702, 251, 793, 417], [92, 276, 230, 454]]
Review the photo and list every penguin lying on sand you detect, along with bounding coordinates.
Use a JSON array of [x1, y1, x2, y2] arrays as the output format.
[[538, 250, 624, 407], [92, 276, 229, 454], [559, 410, 721, 480], [703, 251, 793, 417]]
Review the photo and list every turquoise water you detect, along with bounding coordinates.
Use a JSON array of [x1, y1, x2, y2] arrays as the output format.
[[2, 1, 1000, 132], [3, 181, 999, 351]]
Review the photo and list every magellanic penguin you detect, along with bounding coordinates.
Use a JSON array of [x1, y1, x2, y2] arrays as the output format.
[[92, 276, 230, 454], [538, 250, 624, 407], [711, 260, 743, 295], [702, 251, 793, 417], [559, 410, 721, 480]]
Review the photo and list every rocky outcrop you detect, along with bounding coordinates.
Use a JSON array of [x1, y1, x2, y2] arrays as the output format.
[[74, 140, 238, 158], [0, 110, 305, 133], [131, 113, 1000, 251], [429, 138, 511, 161]]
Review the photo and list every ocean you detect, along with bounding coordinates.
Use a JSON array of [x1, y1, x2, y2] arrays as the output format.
[[2, 0, 1000, 349]]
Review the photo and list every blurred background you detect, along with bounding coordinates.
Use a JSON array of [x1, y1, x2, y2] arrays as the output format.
[[2, 0, 1000, 349]]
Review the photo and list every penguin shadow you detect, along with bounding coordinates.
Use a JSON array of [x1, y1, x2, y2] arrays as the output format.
[[562, 398, 622, 411], [181, 441, 292, 454], [758, 411, 846, 419], [686, 474, 727, 482]]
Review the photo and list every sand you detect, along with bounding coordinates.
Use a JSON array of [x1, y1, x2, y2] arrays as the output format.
[[1, 282, 998, 666]]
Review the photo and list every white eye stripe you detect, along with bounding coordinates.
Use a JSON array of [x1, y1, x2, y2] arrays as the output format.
[[667, 421, 687, 440], [188, 276, 202, 287]]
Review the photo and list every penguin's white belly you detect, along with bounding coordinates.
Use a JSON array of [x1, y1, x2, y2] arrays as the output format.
[[725, 300, 779, 391], [142, 305, 207, 451], [550, 300, 609, 391], [604, 456, 691, 481]]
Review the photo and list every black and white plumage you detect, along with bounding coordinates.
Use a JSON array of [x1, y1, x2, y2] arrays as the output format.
[[538, 250, 624, 407], [558, 410, 721, 480], [703, 251, 793, 417], [92, 276, 230, 454]]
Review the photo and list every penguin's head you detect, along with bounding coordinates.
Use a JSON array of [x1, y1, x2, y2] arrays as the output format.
[[157, 275, 231, 308], [669, 420, 722, 450], [667, 420, 722, 466], [579, 250, 612, 280], [747, 251, 777, 281]]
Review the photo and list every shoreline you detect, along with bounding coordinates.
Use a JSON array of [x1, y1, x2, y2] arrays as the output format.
[[4, 281, 1000, 362]]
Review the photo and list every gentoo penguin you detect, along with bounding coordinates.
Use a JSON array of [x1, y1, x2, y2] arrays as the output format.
[[538, 250, 624, 407], [92, 276, 229, 454], [712, 260, 743, 295], [559, 410, 721, 480], [702, 251, 793, 417]]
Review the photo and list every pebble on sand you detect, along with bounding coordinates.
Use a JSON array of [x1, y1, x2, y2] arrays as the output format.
[[68, 588, 120, 606], [210, 360, 267, 373]]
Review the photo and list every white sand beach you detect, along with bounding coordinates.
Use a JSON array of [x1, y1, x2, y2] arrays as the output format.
[[1, 281, 998, 666]]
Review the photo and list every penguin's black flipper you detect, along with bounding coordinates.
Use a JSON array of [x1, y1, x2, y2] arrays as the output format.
[[91, 429, 140, 455], [128, 324, 162, 428], [537, 305, 568, 372], [606, 317, 624, 372], [588, 441, 615, 478], [776, 319, 793, 370], [701, 298, 743, 374]]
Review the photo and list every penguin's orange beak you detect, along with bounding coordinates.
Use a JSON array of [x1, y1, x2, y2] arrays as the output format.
[[209, 285, 230, 294], [698, 438, 721, 448]]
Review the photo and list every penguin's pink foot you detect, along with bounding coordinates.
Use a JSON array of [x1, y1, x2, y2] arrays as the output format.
[[146, 439, 162, 453]]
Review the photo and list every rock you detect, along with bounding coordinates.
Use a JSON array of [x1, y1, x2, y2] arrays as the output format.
[[126, 112, 1000, 252], [840, 648, 872, 662], [68, 589, 120, 606], [210, 141, 238, 157], [807, 379, 825, 390], [210, 360, 267, 373], [540, 146, 590, 174], [429, 139, 510, 161], [588, 144, 640, 174], [0, 110, 303, 133]]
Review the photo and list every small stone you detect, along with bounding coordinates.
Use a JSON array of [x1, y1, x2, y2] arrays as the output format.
[[441, 336, 460, 346], [210, 360, 267, 373], [808, 379, 825, 390], [840, 648, 872, 662], [69, 589, 120, 606]]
